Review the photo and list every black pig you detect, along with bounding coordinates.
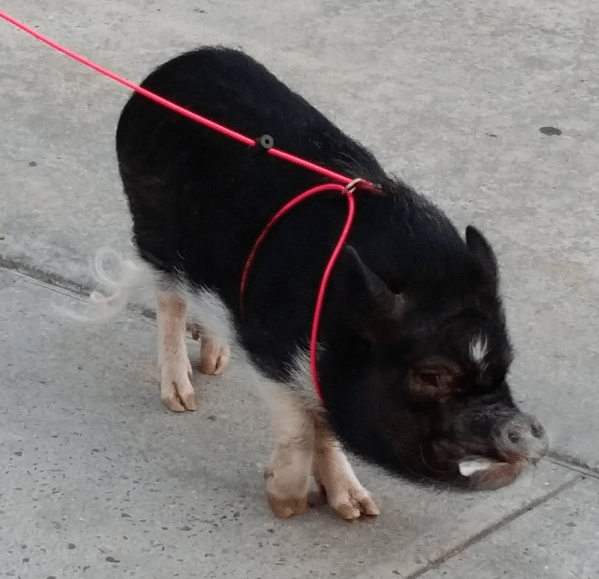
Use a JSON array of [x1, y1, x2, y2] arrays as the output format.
[[116, 47, 548, 520]]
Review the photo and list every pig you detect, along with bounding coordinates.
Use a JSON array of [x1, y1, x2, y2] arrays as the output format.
[[116, 46, 548, 520]]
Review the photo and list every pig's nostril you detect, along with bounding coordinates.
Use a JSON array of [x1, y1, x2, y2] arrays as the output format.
[[508, 431, 521, 445], [530, 423, 545, 439]]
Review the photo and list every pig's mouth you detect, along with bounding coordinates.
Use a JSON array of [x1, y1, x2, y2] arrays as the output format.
[[388, 412, 548, 490], [456, 455, 528, 490], [455, 441, 549, 489], [426, 413, 549, 490], [413, 440, 522, 490], [424, 443, 531, 491], [434, 411, 548, 490]]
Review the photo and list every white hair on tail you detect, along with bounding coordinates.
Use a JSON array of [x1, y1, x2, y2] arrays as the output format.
[[55, 247, 149, 323]]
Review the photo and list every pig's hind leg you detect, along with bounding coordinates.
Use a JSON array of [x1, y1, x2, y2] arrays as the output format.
[[156, 289, 197, 412], [188, 321, 231, 376]]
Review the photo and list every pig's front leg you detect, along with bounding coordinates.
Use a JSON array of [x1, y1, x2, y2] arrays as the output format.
[[313, 427, 380, 520], [260, 386, 315, 518]]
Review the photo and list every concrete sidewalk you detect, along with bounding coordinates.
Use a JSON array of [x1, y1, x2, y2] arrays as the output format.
[[1, 1, 598, 577]]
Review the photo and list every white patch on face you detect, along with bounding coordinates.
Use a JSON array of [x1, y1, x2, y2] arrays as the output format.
[[469, 334, 489, 368]]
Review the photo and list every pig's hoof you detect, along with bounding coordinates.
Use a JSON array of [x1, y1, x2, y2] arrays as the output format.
[[160, 359, 197, 412], [199, 337, 230, 375], [328, 488, 380, 521], [267, 493, 309, 518], [264, 467, 310, 518]]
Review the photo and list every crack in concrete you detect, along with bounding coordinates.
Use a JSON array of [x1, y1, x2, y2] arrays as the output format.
[[404, 475, 584, 579], [0, 255, 91, 296], [548, 451, 599, 480], [0, 258, 155, 320]]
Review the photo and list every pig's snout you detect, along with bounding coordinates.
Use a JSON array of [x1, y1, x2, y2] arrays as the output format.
[[459, 413, 548, 491], [494, 413, 549, 463]]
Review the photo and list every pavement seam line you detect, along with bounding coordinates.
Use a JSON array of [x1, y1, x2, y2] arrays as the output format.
[[0, 256, 91, 297], [0, 259, 155, 320], [403, 474, 584, 579], [547, 452, 599, 480]]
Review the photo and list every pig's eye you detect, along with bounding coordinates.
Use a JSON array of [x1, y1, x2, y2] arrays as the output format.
[[409, 360, 462, 401], [410, 372, 454, 400], [419, 373, 439, 388]]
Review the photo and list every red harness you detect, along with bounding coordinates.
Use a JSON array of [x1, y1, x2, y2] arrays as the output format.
[[239, 179, 380, 401], [1, 10, 383, 403]]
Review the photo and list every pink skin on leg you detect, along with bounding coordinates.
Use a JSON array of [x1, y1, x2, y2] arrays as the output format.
[[156, 290, 196, 412], [259, 381, 380, 520], [313, 427, 379, 520]]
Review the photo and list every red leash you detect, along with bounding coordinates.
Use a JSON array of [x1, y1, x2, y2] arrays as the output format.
[[1, 10, 382, 403], [0, 10, 359, 187]]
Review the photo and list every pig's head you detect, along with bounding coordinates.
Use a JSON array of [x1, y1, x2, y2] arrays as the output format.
[[325, 226, 548, 490]]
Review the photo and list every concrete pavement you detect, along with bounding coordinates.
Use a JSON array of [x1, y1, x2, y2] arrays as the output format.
[[1, 1, 598, 577]]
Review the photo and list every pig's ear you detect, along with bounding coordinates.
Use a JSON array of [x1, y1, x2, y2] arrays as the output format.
[[466, 225, 498, 286], [336, 245, 404, 337]]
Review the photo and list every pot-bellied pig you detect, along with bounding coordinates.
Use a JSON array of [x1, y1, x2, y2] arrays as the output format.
[[116, 47, 548, 520]]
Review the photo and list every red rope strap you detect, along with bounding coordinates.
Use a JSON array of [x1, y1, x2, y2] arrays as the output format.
[[1, 10, 383, 404]]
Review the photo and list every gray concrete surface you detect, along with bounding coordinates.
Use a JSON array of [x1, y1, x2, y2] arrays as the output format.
[[1, 0, 597, 577]]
